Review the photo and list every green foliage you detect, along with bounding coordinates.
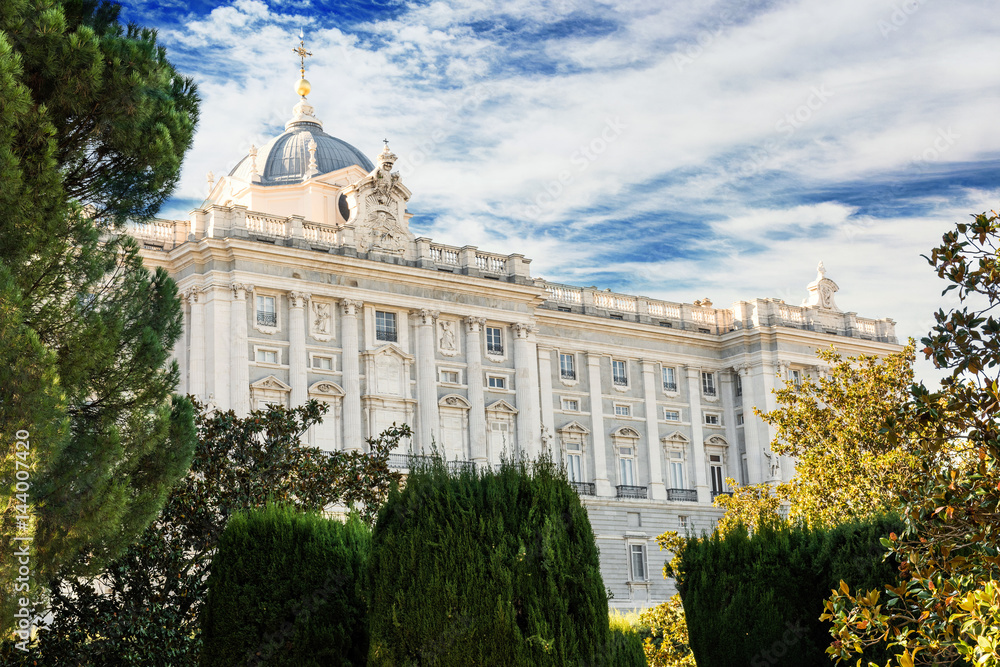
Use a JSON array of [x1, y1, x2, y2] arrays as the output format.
[[0, 0, 199, 632], [200, 504, 371, 667], [0, 405, 406, 665], [367, 457, 608, 666], [605, 613, 646, 667], [668, 515, 904, 667], [824, 210, 1000, 666], [639, 595, 696, 667]]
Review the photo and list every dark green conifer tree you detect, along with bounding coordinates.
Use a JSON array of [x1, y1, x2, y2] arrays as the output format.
[[0, 0, 199, 630], [368, 458, 609, 666]]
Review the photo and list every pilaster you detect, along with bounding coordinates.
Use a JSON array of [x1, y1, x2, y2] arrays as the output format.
[[186, 287, 206, 401], [537, 346, 556, 456], [587, 354, 612, 496], [641, 360, 666, 500], [465, 317, 488, 464], [341, 299, 363, 451], [684, 366, 709, 503], [230, 283, 252, 416], [414, 308, 440, 452], [513, 323, 541, 459], [288, 291, 309, 408]]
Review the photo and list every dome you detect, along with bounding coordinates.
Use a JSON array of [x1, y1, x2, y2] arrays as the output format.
[[229, 101, 374, 185]]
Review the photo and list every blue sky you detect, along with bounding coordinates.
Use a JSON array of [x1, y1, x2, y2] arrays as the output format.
[[127, 0, 1000, 381]]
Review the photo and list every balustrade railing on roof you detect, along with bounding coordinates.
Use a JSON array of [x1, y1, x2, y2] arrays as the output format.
[[476, 253, 507, 274], [594, 292, 637, 313], [303, 222, 339, 245], [246, 213, 287, 237]]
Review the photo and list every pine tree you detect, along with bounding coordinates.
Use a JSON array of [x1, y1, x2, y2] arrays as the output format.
[[0, 0, 199, 633]]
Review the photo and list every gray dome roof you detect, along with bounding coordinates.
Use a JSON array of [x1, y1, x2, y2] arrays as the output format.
[[229, 119, 374, 186]]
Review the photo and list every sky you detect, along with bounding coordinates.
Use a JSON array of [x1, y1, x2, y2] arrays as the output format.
[[125, 0, 1000, 382]]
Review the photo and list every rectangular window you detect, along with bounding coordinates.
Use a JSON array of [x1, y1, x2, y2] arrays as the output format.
[[619, 455, 635, 486], [630, 544, 646, 581], [669, 451, 685, 489], [256, 349, 278, 364], [375, 310, 397, 342], [678, 515, 689, 530], [561, 398, 579, 412], [559, 353, 576, 380], [312, 355, 333, 370], [736, 413, 744, 425], [487, 375, 506, 390], [664, 409, 680, 422], [612, 360, 628, 386], [485, 326, 503, 355], [735, 373, 743, 397], [710, 455, 725, 494], [441, 370, 459, 384], [662, 366, 677, 392], [614, 404, 631, 417], [567, 453, 582, 482], [704, 413, 720, 426], [256, 295, 276, 327], [701, 371, 716, 396], [791, 369, 802, 386]]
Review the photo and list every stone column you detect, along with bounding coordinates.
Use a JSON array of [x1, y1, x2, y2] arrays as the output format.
[[587, 353, 612, 496], [684, 366, 710, 503], [177, 293, 189, 396], [738, 364, 766, 484], [230, 283, 252, 416], [720, 369, 741, 487], [414, 308, 440, 453], [341, 299, 363, 451], [513, 323, 541, 460], [537, 346, 555, 457], [760, 360, 783, 483], [187, 287, 206, 401], [465, 317, 488, 465], [641, 360, 667, 500], [288, 291, 310, 408]]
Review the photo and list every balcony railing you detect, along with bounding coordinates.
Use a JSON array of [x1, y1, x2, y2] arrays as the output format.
[[561, 370, 576, 380], [616, 485, 647, 499], [570, 481, 596, 496], [375, 329, 397, 342], [613, 376, 628, 386], [667, 488, 698, 502], [712, 491, 733, 500], [486, 343, 504, 355], [663, 382, 677, 392], [256, 311, 277, 327], [388, 453, 476, 473], [702, 387, 717, 397]]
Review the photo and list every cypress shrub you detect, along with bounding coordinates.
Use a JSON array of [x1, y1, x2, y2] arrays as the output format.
[[367, 457, 608, 666], [671, 515, 903, 667], [603, 612, 647, 667], [200, 504, 371, 666]]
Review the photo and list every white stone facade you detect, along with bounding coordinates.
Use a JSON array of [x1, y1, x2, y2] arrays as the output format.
[[129, 93, 900, 610]]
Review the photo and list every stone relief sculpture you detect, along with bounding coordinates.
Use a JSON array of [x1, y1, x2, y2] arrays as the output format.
[[803, 260, 841, 311], [312, 301, 331, 335], [439, 320, 457, 353], [351, 141, 411, 254]]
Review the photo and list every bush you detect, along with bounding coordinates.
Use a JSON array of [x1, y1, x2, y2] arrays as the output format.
[[604, 611, 647, 667], [199, 504, 371, 666], [367, 457, 608, 666], [669, 515, 904, 667]]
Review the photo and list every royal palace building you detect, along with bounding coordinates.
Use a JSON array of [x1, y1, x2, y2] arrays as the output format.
[[126, 66, 900, 610]]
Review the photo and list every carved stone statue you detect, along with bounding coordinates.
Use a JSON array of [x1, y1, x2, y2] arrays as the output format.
[[763, 448, 781, 479], [439, 320, 456, 350], [312, 301, 331, 335]]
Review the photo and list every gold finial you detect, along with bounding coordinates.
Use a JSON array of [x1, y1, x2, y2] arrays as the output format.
[[293, 29, 312, 97]]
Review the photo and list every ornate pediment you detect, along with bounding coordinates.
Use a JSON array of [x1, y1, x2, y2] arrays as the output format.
[[661, 430, 690, 445], [557, 420, 590, 435], [486, 399, 518, 415], [364, 343, 414, 362], [612, 426, 640, 439], [250, 375, 291, 392], [439, 394, 471, 409], [309, 381, 344, 397], [705, 435, 729, 447]]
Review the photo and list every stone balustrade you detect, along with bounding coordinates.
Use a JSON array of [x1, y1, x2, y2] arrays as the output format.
[[538, 281, 897, 342], [123, 204, 531, 281]]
